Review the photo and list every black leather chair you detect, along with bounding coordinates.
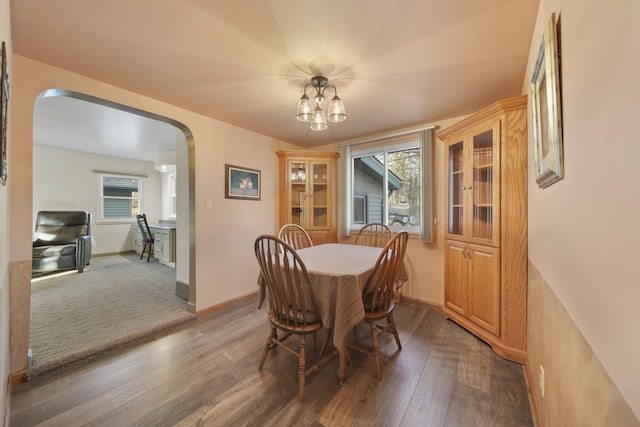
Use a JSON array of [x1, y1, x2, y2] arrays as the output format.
[[32, 211, 92, 274]]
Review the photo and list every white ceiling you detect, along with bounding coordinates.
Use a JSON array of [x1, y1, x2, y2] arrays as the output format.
[[33, 92, 180, 162], [12, 0, 539, 154]]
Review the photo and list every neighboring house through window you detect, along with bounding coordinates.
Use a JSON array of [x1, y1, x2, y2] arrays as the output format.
[[100, 174, 142, 220]]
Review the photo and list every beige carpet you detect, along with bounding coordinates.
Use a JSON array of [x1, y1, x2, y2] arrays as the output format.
[[28, 253, 195, 378]]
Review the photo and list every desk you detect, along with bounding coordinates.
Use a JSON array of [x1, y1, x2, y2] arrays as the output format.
[[132, 224, 176, 268]]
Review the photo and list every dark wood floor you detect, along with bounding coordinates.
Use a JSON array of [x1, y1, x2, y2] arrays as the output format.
[[10, 300, 534, 426]]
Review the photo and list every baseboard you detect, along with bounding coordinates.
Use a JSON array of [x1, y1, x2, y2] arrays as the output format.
[[196, 291, 259, 318], [175, 281, 189, 300], [91, 250, 136, 257], [3, 373, 10, 426], [400, 295, 445, 315], [524, 361, 544, 427], [10, 369, 26, 385]]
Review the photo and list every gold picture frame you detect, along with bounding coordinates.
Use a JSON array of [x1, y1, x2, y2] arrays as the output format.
[[225, 164, 261, 201], [0, 41, 9, 186], [531, 12, 563, 188]]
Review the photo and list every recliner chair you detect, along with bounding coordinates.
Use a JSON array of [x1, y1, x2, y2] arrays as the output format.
[[32, 211, 92, 274]]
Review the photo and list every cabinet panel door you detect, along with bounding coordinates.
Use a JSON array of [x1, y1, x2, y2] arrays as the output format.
[[153, 230, 163, 260], [468, 244, 500, 337], [444, 240, 468, 316]]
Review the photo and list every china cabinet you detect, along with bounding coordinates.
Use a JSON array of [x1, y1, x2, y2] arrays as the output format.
[[438, 95, 527, 363], [276, 151, 339, 245]]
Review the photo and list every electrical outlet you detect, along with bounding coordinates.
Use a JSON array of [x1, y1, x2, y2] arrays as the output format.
[[539, 365, 545, 398]]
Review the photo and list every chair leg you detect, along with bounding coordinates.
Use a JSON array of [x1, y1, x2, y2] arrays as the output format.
[[140, 244, 145, 260], [299, 335, 307, 402], [258, 325, 277, 370], [388, 313, 402, 350], [319, 329, 331, 356], [370, 320, 382, 381], [147, 244, 152, 262]]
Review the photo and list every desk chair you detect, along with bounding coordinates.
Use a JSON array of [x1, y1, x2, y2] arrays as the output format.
[[136, 214, 154, 262]]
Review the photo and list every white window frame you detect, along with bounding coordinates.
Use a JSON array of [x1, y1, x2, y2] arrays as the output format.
[[168, 172, 177, 219], [99, 173, 143, 222]]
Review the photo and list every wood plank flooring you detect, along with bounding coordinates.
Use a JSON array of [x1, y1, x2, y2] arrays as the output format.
[[10, 300, 534, 426]]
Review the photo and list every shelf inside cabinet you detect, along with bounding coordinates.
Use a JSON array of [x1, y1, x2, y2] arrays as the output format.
[[475, 164, 492, 170]]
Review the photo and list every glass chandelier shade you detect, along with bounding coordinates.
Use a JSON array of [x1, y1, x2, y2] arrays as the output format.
[[296, 93, 314, 122], [296, 75, 346, 131], [310, 105, 328, 131]]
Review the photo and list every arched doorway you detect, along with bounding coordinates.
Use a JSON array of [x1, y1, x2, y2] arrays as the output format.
[[29, 89, 196, 374]]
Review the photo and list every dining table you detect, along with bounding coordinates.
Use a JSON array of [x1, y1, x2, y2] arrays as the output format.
[[257, 242, 408, 384]]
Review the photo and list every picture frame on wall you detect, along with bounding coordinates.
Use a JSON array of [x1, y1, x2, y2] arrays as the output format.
[[225, 164, 261, 201], [531, 12, 564, 189], [1, 41, 9, 186]]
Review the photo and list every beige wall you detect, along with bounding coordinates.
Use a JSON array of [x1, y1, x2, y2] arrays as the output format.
[[528, 263, 638, 426], [1, 0, 11, 422], [523, 0, 640, 423]]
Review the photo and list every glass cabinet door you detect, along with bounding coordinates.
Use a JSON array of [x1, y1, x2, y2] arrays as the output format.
[[311, 162, 328, 228], [447, 140, 465, 237], [470, 125, 499, 246], [289, 161, 307, 226]]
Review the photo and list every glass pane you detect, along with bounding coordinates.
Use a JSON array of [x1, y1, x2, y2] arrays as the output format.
[[290, 162, 306, 226], [353, 195, 366, 224], [102, 176, 139, 219], [448, 141, 464, 235], [472, 130, 493, 240], [387, 148, 420, 231], [353, 156, 384, 223], [312, 163, 328, 227]]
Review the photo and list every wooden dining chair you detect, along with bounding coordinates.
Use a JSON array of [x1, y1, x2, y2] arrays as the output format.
[[354, 223, 393, 248], [254, 235, 335, 402], [351, 231, 409, 380], [278, 223, 313, 250]]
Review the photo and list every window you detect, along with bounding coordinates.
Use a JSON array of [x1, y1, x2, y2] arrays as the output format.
[[340, 129, 434, 242], [100, 174, 141, 220], [352, 140, 421, 233], [169, 173, 177, 218]]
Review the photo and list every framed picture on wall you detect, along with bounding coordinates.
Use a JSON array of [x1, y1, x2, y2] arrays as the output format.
[[531, 13, 564, 189], [225, 164, 261, 201], [0, 41, 9, 186]]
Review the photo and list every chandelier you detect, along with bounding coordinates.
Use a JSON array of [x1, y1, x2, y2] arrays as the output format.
[[296, 76, 346, 131]]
